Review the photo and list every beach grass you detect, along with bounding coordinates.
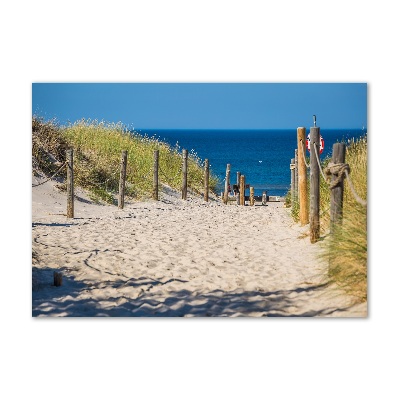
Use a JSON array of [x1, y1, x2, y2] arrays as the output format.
[[32, 117, 218, 202], [321, 136, 367, 302], [286, 136, 367, 302]]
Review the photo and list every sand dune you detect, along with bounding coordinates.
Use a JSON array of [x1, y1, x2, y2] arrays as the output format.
[[32, 179, 367, 317]]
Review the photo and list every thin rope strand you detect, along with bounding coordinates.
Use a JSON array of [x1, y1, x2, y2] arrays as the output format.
[[32, 161, 67, 187], [299, 139, 310, 168]]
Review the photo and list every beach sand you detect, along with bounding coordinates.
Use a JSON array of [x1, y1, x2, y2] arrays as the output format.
[[32, 178, 367, 317]]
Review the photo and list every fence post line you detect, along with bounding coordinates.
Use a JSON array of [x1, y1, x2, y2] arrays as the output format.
[[204, 158, 209, 202], [297, 127, 308, 225], [152, 150, 159, 201], [118, 150, 128, 209], [290, 157, 295, 206], [240, 175, 245, 206], [223, 163, 231, 204], [250, 187, 255, 206], [66, 148, 74, 218], [182, 149, 188, 200], [330, 143, 346, 232], [294, 149, 298, 201], [309, 127, 320, 243]]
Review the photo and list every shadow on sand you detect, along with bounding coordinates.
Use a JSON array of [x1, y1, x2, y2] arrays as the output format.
[[32, 268, 353, 317]]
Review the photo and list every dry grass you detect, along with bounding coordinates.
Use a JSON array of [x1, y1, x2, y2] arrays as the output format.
[[287, 135, 367, 303], [320, 136, 367, 303]]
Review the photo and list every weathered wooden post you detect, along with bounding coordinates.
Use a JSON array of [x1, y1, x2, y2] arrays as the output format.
[[262, 191, 267, 205], [290, 157, 295, 206], [182, 149, 188, 200], [223, 163, 231, 204], [240, 175, 245, 206], [66, 148, 74, 218], [152, 150, 159, 201], [297, 127, 308, 225], [53, 271, 63, 287], [294, 149, 298, 200], [236, 172, 241, 205], [118, 150, 128, 208], [330, 143, 346, 232], [309, 127, 320, 243], [250, 187, 255, 206], [204, 158, 209, 202]]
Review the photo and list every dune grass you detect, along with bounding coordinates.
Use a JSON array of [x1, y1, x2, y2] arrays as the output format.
[[286, 136, 367, 303], [321, 136, 367, 302], [32, 117, 218, 203]]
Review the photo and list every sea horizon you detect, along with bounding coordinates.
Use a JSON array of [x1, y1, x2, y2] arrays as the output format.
[[131, 127, 366, 197]]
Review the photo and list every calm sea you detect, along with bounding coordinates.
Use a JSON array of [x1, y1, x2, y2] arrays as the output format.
[[135, 128, 366, 197]]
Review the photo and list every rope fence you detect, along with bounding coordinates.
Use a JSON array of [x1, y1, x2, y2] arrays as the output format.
[[292, 125, 367, 243], [32, 148, 208, 218], [32, 161, 67, 187]]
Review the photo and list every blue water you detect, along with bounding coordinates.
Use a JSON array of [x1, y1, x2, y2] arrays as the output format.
[[135, 128, 366, 197]]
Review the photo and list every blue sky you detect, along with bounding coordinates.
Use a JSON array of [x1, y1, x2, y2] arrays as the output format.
[[32, 83, 367, 130]]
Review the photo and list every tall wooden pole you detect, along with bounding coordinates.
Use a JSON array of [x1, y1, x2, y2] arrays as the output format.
[[223, 163, 231, 204], [152, 150, 159, 201], [309, 127, 320, 243], [297, 127, 308, 225], [118, 150, 128, 208], [330, 143, 346, 232], [236, 172, 241, 205], [204, 158, 209, 202], [250, 187, 255, 206], [66, 148, 74, 218], [240, 175, 245, 206], [182, 149, 188, 200]]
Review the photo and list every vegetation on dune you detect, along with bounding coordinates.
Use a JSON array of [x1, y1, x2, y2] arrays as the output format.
[[286, 135, 367, 303], [32, 116, 218, 203], [322, 136, 367, 303]]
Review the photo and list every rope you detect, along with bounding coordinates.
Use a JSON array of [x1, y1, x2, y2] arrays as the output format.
[[345, 169, 367, 207], [324, 162, 367, 207], [32, 161, 67, 187], [299, 139, 310, 168], [313, 142, 328, 183], [324, 162, 350, 189]]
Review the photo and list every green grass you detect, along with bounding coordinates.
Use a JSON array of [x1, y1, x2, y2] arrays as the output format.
[[287, 136, 367, 303], [321, 136, 367, 302], [32, 117, 218, 202]]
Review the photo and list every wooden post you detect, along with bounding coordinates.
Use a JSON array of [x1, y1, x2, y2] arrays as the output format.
[[53, 271, 62, 287], [262, 191, 267, 205], [223, 163, 231, 204], [182, 149, 188, 200], [152, 150, 159, 201], [118, 150, 128, 208], [297, 127, 308, 225], [236, 172, 241, 205], [309, 127, 320, 243], [294, 149, 298, 201], [250, 187, 254, 206], [66, 148, 74, 218], [240, 175, 245, 206], [204, 158, 209, 202], [330, 143, 346, 232], [290, 157, 295, 206]]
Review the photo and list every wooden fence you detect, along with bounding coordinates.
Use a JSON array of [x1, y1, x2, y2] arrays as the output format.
[[290, 125, 367, 243]]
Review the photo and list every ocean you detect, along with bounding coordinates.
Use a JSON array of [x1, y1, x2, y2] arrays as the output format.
[[135, 128, 366, 197]]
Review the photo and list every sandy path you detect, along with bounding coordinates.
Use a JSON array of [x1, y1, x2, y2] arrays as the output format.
[[32, 180, 367, 317]]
